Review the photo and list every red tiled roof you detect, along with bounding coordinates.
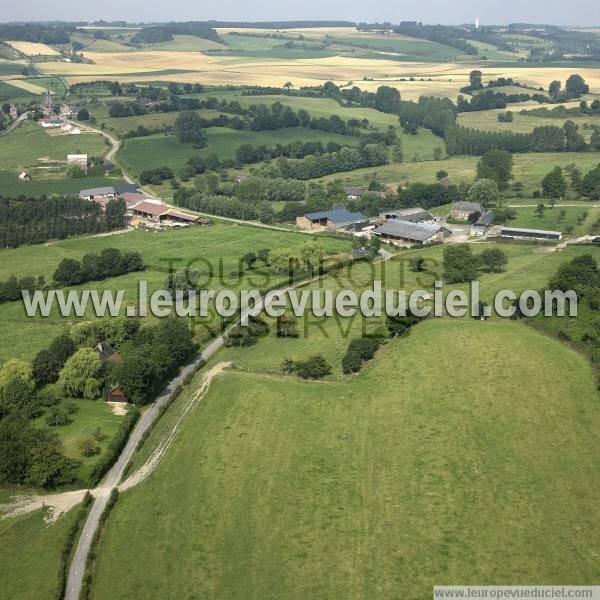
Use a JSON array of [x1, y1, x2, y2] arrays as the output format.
[[131, 201, 168, 217]]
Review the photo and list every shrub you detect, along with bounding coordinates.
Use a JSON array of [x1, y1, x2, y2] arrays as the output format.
[[342, 337, 384, 374], [293, 355, 332, 379], [79, 437, 101, 457]]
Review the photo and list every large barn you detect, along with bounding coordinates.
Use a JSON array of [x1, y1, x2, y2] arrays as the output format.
[[374, 220, 445, 245], [296, 208, 368, 231], [500, 227, 562, 241], [379, 208, 433, 223]]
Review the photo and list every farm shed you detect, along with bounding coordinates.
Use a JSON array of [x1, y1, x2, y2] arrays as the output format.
[[374, 220, 445, 245]]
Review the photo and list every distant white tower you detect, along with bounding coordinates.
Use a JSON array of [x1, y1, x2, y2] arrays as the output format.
[[475, 17, 480, 29]]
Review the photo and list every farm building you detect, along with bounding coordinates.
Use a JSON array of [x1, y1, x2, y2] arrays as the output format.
[[471, 211, 495, 236], [160, 210, 213, 226], [106, 387, 129, 403], [18, 172, 30, 182], [500, 227, 562, 241], [130, 201, 168, 221], [296, 208, 368, 231], [113, 184, 139, 195], [451, 202, 483, 221], [380, 208, 433, 223], [374, 220, 445, 245], [117, 192, 154, 208], [79, 186, 116, 201]]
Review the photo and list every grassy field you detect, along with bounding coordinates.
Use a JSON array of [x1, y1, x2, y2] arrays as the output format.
[[32, 398, 127, 480], [0, 223, 351, 364], [93, 107, 222, 137], [0, 60, 27, 76], [89, 313, 600, 600], [0, 121, 107, 172], [146, 35, 227, 52], [457, 107, 600, 139], [117, 126, 361, 176], [317, 151, 600, 194], [0, 508, 82, 600], [333, 34, 462, 61], [193, 93, 443, 161], [506, 205, 596, 233], [0, 170, 125, 198]]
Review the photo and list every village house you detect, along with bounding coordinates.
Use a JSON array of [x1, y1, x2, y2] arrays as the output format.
[[296, 208, 368, 231], [374, 220, 445, 245], [380, 208, 434, 223], [450, 202, 483, 221], [93, 342, 120, 362], [18, 171, 30, 182], [9, 104, 18, 120]]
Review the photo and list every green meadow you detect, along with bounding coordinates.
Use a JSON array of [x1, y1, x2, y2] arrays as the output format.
[[0, 222, 351, 365], [90, 310, 600, 599], [117, 126, 361, 176], [0, 508, 83, 600], [0, 121, 107, 172]]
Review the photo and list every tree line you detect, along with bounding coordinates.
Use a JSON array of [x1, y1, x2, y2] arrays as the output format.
[[0, 196, 127, 249]]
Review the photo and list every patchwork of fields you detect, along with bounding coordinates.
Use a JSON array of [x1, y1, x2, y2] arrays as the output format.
[[1, 21, 600, 600]]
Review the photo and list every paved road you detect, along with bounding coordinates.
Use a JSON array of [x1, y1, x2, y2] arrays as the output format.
[[0, 111, 30, 137]]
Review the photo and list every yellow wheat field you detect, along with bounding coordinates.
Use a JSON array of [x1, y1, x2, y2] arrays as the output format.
[[2, 79, 50, 94], [45, 49, 600, 99], [5, 41, 60, 56]]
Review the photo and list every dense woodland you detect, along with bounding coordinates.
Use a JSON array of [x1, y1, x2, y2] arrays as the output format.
[[0, 197, 127, 249]]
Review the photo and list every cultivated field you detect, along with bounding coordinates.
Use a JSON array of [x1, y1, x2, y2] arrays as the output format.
[[2, 78, 51, 94], [5, 40, 60, 56]]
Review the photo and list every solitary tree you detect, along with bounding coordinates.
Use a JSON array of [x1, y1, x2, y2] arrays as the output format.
[[541, 167, 567, 199], [479, 248, 508, 273], [443, 245, 480, 283], [467, 178, 500, 208]]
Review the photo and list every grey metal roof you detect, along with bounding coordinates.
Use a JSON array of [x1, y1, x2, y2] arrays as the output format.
[[79, 186, 115, 197], [375, 220, 441, 242], [475, 210, 495, 227], [304, 208, 366, 224], [500, 226, 561, 236], [453, 201, 483, 213], [113, 184, 138, 195], [381, 208, 433, 222]]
